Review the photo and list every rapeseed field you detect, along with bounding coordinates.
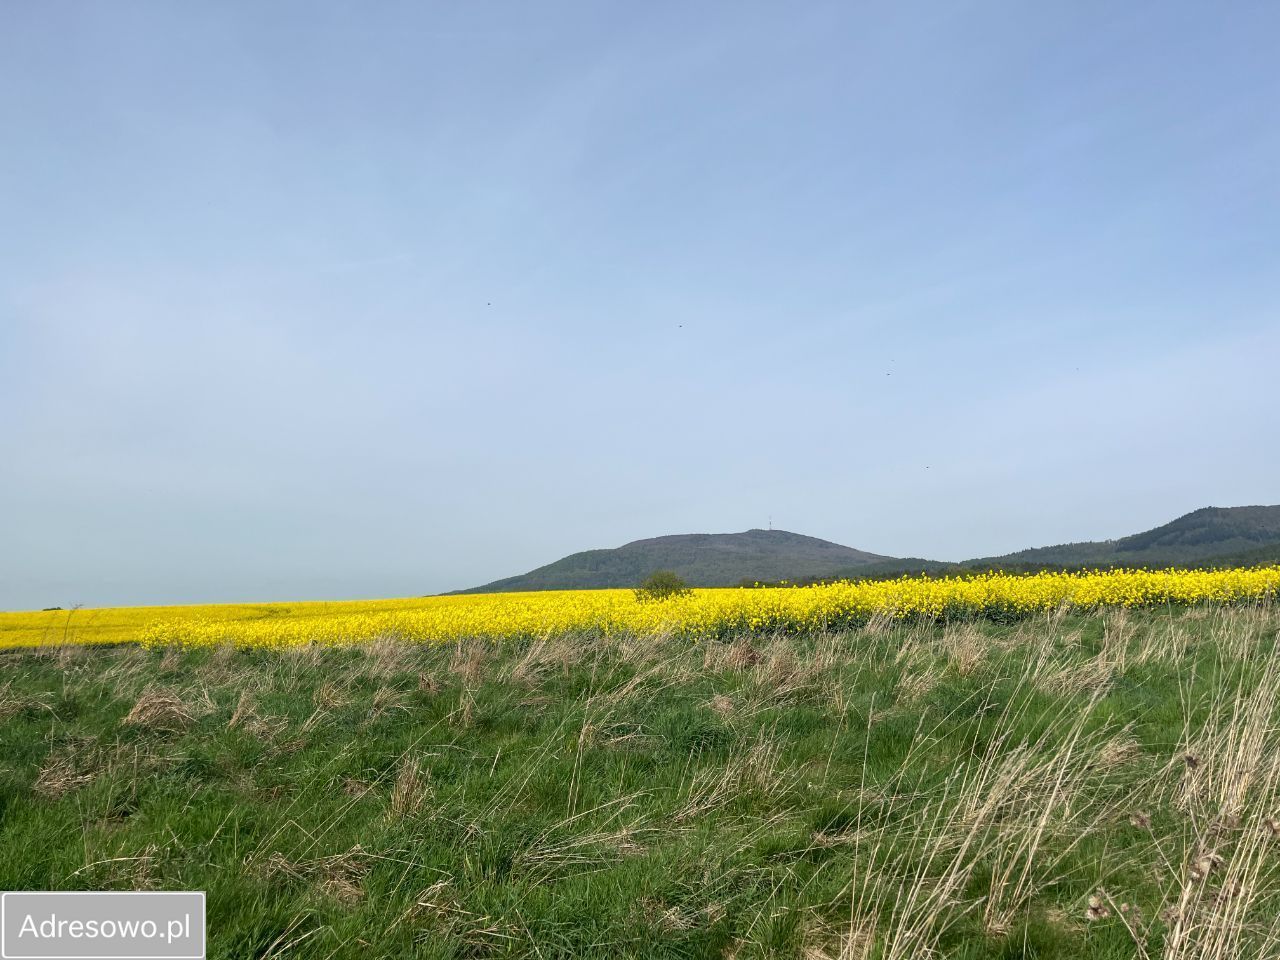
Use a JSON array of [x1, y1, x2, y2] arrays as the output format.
[[1, 567, 1276, 649]]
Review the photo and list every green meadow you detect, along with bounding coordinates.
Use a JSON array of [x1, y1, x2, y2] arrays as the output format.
[[3, 605, 1279, 959]]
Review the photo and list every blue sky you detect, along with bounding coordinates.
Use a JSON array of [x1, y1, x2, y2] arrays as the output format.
[[2, 1, 1277, 609]]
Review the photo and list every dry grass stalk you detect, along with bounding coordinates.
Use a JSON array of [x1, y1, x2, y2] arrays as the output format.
[[838, 671, 1131, 958], [676, 737, 793, 823], [862, 610, 896, 637], [451, 642, 489, 684], [226, 690, 288, 740], [413, 668, 441, 694], [709, 693, 736, 717], [362, 635, 410, 680], [367, 685, 408, 721], [1096, 733, 1142, 770], [730, 640, 825, 714], [979, 694, 1123, 936], [71, 843, 163, 890], [941, 623, 987, 676], [0, 682, 54, 721], [1134, 622, 1193, 665], [1175, 656, 1280, 822], [228, 690, 258, 729], [1161, 653, 1280, 960], [896, 656, 943, 703], [704, 636, 761, 672], [516, 824, 649, 880], [1027, 634, 1116, 696], [313, 680, 350, 710], [402, 879, 520, 951], [123, 688, 197, 732], [506, 638, 562, 686], [262, 845, 371, 904], [34, 749, 99, 799], [389, 755, 431, 819]]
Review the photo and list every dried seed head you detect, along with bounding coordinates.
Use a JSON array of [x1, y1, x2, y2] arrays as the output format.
[[1085, 892, 1111, 921], [1189, 853, 1222, 881], [985, 917, 1012, 938], [709, 694, 735, 717], [342, 777, 371, 798], [1216, 881, 1243, 903], [1097, 736, 1141, 768]]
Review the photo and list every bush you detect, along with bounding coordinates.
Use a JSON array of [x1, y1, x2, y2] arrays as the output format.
[[634, 570, 692, 603]]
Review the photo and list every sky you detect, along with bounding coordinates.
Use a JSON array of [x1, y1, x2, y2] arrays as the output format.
[[1, 1, 1277, 610]]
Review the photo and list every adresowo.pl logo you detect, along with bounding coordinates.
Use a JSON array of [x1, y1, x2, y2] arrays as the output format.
[[1, 892, 205, 960]]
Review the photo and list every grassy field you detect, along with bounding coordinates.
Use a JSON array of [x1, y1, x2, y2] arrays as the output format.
[[4, 604, 1280, 958]]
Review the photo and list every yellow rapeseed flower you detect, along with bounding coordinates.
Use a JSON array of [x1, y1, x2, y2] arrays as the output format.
[[1, 567, 1276, 650]]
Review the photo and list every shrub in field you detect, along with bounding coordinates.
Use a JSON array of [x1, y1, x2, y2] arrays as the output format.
[[634, 570, 692, 603]]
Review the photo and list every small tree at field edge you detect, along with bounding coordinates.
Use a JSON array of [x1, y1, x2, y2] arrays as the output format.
[[635, 570, 691, 602]]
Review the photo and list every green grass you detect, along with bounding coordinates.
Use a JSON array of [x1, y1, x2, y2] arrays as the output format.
[[3, 605, 1280, 958]]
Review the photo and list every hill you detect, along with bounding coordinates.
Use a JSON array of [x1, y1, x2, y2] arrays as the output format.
[[458, 506, 1280, 593], [460, 529, 892, 592], [971, 505, 1280, 570]]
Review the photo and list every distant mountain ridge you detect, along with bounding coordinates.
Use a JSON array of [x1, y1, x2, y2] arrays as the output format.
[[461, 529, 890, 593], [972, 506, 1280, 569], [457, 505, 1280, 593]]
